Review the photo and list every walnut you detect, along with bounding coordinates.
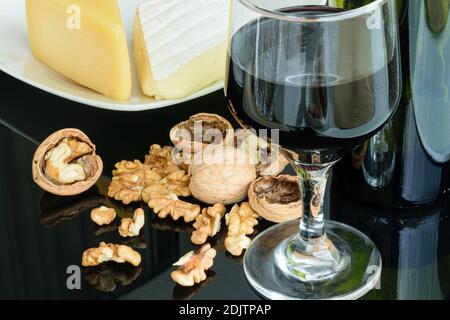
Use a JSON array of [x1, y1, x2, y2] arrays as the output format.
[[189, 147, 257, 205], [91, 206, 117, 226], [141, 184, 171, 203], [169, 113, 234, 159], [32, 129, 103, 196], [171, 244, 216, 287], [119, 208, 145, 237], [109, 159, 189, 205], [144, 144, 180, 176], [107, 160, 162, 204], [224, 203, 259, 256], [148, 193, 200, 223], [235, 130, 294, 176], [191, 204, 226, 245], [82, 242, 141, 267], [248, 175, 302, 223], [159, 170, 190, 197]]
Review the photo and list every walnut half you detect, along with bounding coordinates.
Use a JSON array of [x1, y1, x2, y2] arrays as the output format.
[[91, 206, 117, 226], [148, 193, 200, 223], [191, 204, 226, 245], [144, 144, 180, 177], [119, 208, 145, 237], [32, 129, 103, 196], [171, 244, 216, 287], [82, 242, 141, 267], [107, 160, 162, 205], [248, 175, 302, 223], [224, 203, 259, 256]]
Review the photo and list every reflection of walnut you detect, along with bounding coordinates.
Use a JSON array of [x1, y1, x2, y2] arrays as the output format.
[[119, 208, 145, 237], [144, 144, 180, 176], [82, 242, 141, 267], [224, 203, 259, 256], [107, 160, 162, 204], [191, 204, 226, 245], [171, 244, 216, 287], [160, 170, 191, 197], [91, 206, 117, 226], [148, 194, 200, 223], [84, 264, 142, 293]]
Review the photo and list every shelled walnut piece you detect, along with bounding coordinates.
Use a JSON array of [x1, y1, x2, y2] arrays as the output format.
[[148, 193, 200, 223], [107, 160, 162, 205], [191, 204, 226, 245], [119, 208, 145, 237], [224, 203, 259, 256], [108, 159, 190, 205], [91, 206, 117, 226], [159, 170, 190, 197], [171, 244, 216, 287], [144, 144, 180, 176], [32, 129, 103, 196], [82, 242, 141, 267]]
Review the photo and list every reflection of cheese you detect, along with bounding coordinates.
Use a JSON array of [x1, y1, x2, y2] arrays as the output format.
[[26, 0, 131, 100], [134, 0, 229, 100]]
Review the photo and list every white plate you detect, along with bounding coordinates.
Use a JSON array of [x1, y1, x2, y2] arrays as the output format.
[[0, 0, 224, 111]]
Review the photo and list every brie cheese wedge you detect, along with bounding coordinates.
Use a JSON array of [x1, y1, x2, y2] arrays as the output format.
[[134, 0, 229, 100]]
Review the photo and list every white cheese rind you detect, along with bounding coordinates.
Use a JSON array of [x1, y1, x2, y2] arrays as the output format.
[[134, 0, 229, 100]]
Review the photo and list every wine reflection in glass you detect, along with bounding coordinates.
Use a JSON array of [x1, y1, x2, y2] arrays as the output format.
[[225, 0, 400, 299]]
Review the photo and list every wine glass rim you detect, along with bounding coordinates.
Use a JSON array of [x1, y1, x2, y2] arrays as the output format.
[[238, 0, 388, 22]]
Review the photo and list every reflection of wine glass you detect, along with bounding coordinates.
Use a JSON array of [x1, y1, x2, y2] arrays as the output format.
[[225, 0, 401, 299]]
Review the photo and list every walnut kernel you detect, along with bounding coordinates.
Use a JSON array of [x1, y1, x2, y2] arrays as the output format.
[[171, 244, 216, 287]]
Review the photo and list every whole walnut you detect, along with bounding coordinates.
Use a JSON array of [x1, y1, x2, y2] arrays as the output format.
[[189, 147, 257, 205]]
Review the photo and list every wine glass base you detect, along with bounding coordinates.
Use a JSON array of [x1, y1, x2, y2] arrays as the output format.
[[244, 220, 382, 300]]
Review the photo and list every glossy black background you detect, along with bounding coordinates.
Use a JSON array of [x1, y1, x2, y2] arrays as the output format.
[[0, 71, 449, 300]]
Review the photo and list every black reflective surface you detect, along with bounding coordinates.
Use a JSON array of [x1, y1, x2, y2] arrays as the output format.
[[0, 71, 449, 300]]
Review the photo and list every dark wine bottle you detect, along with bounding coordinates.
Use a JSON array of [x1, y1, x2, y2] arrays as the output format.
[[334, 0, 450, 210]]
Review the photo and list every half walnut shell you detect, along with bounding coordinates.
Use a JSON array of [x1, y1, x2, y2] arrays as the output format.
[[169, 113, 234, 157], [248, 175, 302, 223], [32, 128, 103, 196]]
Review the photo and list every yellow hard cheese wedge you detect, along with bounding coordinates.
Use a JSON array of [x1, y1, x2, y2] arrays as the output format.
[[134, 0, 228, 100], [26, 0, 131, 100]]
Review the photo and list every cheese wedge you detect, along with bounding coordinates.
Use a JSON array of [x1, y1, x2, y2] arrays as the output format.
[[134, 0, 229, 100], [26, 0, 131, 100]]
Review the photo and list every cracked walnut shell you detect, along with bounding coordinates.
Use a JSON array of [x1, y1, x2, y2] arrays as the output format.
[[119, 208, 145, 237], [91, 206, 117, 226], [191, 204, 226, 245], [170, 113, 234, 158], [82, 242, 141, 267], [248, 175, 302, 223], [148, 193, 200, 223], [224, 203, 259, 256], [107, 160, 162, 205], [32, 129, 103, 196], [171, 244, 216, 287]]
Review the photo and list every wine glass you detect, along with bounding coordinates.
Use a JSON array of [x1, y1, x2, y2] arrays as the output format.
[[225, 0, 401, 299]]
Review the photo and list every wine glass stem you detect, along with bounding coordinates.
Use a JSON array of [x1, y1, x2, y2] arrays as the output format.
[[275, 159, 344, 282], [296, 162, 334, 243]]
